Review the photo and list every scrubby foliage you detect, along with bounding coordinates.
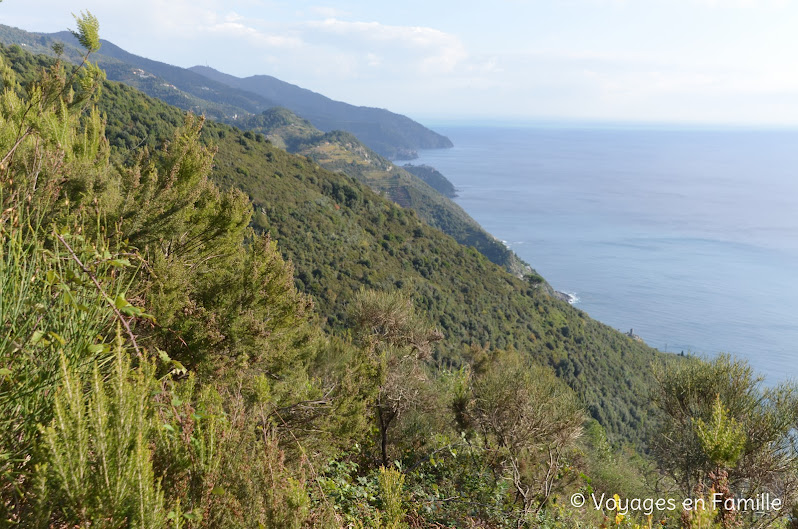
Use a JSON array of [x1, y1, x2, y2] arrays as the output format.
[[38, 54, 675, 446], [652, 355, 798, 528], [240, 108, 528, 275], [3, 18, 798, 529]]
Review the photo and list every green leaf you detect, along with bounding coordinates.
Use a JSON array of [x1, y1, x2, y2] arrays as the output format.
[[70, 11, 101, 53], [30, 330, 45, 346], [119, 305, 143, 317], [62, 289, 75, 306], [48, 332, 66, 346], [113, 294, 128, 309], [109, 258, 131, 268], [170, 360, 187, 375]]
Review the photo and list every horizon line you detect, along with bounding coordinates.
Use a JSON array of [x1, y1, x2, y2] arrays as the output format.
[[413, 117, 798, 131]]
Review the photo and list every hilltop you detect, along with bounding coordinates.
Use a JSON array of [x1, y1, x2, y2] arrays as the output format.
[[190, 65, 453, 160], [0, 24, 451, 160]]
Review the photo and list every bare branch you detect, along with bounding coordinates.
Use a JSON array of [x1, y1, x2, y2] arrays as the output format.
[[55, 233, 142, 358]]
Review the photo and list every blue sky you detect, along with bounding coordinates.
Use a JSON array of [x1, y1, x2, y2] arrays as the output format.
[[3, 0, 798, 124]]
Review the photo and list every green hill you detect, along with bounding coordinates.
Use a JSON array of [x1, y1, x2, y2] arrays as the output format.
[[402, 163, 458, 198], [190, 65, 453, 160], [241, 108, 530, 275], [60, 50, 672, 446], [0, 24, 524, 274], [0, 24, 451, 161], [0, 38, 660, 443], [6, 23, 795, 529]]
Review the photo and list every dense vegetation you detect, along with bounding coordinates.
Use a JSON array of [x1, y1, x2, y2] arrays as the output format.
[[0, 23, 452, 161], [0, 24, 527, 276], [238, 107, 528, 275], [189, 65, 453, 160], [3, 19, 798, 529], [402, 164, 458, 198]]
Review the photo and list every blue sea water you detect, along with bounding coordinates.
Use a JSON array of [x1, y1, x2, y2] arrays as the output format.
[[413, 124, 798, 384]]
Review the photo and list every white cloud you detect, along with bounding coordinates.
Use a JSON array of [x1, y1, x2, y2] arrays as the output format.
[[304, 18, 469, 74], [8, 0, 798, 122], [200, 18, 303, 49], [306, 6, 350, 18]]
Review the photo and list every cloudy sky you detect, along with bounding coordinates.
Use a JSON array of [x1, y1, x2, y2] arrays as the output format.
[[3, 0, 798, 125]]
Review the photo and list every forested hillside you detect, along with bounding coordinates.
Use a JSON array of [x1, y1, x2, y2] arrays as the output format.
[[402, 164, 458, 198], [240, 107, 529, 275], [2, 20, 798, 529], [0, 24, 527, 276], [82, 47, 663, 445], [0, 24, 452, 161], [189, 65, 454, 160]]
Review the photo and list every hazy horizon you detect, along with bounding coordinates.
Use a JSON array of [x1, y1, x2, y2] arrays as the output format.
[[413, 117, 798, 131], [4, 1, 798, 126]]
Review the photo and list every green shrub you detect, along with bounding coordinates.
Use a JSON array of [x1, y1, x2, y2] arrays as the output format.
[[36, 342, 166, 528], [377, 467, 406, 529]]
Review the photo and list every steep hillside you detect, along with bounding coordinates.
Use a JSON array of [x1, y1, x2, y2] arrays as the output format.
[[5, 31, 792, 529], [0, 25, 523, 273], [0, 24, 452, 161], [2, 40, 668, 445], [191, 65, 453, 160], [403, 163, 458, 198], [83, 61, 673, 445], [217, 128, 666, 445], [242, 108, 530, 275]]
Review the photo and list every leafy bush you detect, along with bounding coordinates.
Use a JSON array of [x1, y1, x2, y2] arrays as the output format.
[[36, 344, 166, 528]]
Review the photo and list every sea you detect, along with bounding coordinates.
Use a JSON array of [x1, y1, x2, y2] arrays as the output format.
[[413, 124, 798, 384]]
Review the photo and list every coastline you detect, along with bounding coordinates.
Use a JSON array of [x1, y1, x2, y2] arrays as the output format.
[[412, 124, 798, 383]]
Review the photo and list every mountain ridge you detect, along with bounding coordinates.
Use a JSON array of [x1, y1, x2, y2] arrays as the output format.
[[0, 23, 451, 160], [189, 64, 453, 159], [0, 24, 531, 274]]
